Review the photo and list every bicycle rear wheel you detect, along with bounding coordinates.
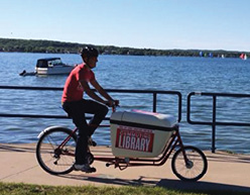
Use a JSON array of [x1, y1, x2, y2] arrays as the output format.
[[36, 127, 77, 175], [171, 146, 208, 181]]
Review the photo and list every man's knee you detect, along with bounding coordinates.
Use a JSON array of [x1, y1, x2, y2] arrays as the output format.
[[97, 104, 108, 116], [102, 105, 109, 115]]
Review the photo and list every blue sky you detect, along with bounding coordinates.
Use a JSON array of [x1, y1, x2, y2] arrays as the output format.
[[1, 0, 249, 51]]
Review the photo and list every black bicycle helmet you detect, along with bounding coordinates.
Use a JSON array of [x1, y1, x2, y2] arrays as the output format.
[[81, 46, 99, 59]]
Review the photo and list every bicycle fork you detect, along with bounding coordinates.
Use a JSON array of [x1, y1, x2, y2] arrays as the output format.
[[175, 128, 192, 168]]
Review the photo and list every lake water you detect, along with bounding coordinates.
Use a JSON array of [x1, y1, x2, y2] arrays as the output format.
[[0, 52, 250, 154]]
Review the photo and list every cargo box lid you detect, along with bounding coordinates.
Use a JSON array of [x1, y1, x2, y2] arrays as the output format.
[[110, 110, 177, 131]]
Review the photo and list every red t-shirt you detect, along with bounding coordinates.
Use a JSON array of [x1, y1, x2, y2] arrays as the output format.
[[61, 63, 95, 102]]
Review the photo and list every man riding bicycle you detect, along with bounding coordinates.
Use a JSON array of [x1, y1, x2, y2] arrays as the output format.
[[62, 46, 119, 173]]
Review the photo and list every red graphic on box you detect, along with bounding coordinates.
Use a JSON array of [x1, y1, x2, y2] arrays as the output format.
[[115, 126, 154, 152]]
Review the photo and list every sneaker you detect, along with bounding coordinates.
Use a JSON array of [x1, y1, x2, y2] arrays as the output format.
[[88, 137, 97, 146], [74, 164, 96, 173]]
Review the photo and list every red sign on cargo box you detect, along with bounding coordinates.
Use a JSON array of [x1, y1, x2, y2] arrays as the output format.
[[115, 125, 154, 153]]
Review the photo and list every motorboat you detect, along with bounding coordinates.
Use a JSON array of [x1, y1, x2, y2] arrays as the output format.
[[35, 57, 74, 75]]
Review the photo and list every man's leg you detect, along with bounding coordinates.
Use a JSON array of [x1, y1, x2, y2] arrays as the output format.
[[62, 101, 89, 165], [81, 99, 109, 136]]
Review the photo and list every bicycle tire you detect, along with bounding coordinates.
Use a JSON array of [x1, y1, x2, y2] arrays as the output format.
[[171, 146, 208, 181], [36, 127, 77, 175]]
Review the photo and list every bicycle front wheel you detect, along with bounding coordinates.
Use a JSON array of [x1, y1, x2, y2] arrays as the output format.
[[171, 146, 208, 181], [36, 128, 77, 175]]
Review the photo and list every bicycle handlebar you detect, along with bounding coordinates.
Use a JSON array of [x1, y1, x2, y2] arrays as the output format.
[[111, 103, 119, 112], [106, 100, 119, 112]]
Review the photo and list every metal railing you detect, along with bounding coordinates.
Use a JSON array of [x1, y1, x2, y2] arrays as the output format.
[[187, 92, 250, 153], [0, 85, 182, 122], [2, 86, 250, 153]]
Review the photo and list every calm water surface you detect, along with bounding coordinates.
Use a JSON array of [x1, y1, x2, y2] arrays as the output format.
[[0, 52, 250, 153]]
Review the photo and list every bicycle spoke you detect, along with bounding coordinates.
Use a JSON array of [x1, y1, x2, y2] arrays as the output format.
[[172, 146, 207, 181], [36, 128, 76, 175]]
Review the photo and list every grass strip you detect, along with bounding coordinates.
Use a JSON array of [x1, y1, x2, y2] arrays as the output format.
[[0, 182, 248, 195]]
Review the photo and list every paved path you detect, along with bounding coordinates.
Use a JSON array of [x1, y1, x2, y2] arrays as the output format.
[[0, 143, 250, 193]]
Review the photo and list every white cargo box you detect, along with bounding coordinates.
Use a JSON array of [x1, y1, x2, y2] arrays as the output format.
[[110, 110, 177, 158]]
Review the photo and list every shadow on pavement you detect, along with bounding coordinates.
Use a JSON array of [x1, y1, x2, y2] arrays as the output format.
[[58, 173, 250, 193], [206, 152, 250, 164], [58, 174, 158, 186], [0, 143, 35, 153], [157, 179, 250, 193]]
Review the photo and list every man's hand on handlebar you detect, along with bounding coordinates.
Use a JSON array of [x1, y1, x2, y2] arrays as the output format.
[[105, 100, 119, 107]]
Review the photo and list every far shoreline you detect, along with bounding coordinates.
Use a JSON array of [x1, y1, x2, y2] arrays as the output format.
[[0, 38, 249, 58]]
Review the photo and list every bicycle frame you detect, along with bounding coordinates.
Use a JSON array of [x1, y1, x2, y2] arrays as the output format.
[[56, 124, 189, 171], [56, 124, 110, 157], [95, 124, 189, 170]]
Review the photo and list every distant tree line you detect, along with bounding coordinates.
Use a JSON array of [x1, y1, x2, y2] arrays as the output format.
[[0, 38, 248, 58]]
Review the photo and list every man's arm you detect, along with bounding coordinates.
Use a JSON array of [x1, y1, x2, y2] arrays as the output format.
[[90, 79, 115, 106], [80, 79, 108, 104]]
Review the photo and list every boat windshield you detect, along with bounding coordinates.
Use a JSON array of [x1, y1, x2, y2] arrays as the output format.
[[48, 59, 64, 67]]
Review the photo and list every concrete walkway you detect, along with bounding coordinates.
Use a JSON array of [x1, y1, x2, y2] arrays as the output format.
[[0, 143, 250, 192]]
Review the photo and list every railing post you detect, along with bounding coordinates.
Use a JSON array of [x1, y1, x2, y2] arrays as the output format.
[[212, 95, 217, 153], [153, 93, 157, 112]]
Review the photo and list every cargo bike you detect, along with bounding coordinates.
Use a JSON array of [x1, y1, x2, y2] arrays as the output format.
[[36, 108, 208, 181]]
